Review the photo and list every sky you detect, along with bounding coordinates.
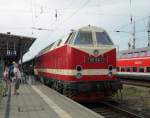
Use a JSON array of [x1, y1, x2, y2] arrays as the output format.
[[0, 0, 150, 61]]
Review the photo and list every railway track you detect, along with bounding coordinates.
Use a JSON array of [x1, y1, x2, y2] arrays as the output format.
[[121, 80, 150, 88], [83, 101, 145, 118]]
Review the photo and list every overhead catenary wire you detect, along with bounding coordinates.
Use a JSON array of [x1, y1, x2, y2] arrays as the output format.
[[52, 0, 91, 29]]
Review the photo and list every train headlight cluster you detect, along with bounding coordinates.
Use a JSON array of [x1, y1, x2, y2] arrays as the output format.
[[108, 65, 113, 77], [76, 65, 83, 79]]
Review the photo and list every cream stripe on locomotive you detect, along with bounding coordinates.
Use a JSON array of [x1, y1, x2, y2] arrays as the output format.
[[35, 68, 116, 76]]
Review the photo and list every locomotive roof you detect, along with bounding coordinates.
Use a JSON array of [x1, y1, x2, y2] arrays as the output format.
[[78, 25, 105, 32], [36, 25, 110, 57]]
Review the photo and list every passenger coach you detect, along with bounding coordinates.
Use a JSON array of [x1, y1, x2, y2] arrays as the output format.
[[117, 47, 150, 81]]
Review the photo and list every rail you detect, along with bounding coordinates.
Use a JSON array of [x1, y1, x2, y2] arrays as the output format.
[[101, 102, 144, 118], [83, 101, 144, 118], [121, 80, 150, 88]]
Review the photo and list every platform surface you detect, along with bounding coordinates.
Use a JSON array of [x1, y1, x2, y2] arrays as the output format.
[[0, 83, 104, 118]]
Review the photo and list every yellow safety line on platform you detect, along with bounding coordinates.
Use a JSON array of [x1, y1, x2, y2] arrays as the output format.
[[32, 86, 72, 118]]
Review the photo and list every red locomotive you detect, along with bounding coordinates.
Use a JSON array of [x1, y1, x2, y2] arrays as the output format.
[[117, 47, 150, 80], [27, 25, 122, 102]]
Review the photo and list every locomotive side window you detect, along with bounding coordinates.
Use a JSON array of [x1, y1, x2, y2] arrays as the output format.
[[132, 67, 137, 72], [66, 32, 76, 44], [121, 67, 125, 72], [139, 67, 144, 72], [57, 40, 62, 46], [96, 32, 113, 45], [74, 31, 93, 45], [146, 67, 150, 72]]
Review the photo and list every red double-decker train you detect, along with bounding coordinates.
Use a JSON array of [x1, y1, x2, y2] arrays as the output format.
[[24, 25, 122, 102], [117, 47, 150, 81]]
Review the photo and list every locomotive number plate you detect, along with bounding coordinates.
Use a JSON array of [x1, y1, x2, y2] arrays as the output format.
[[88, 57, 104, 63]]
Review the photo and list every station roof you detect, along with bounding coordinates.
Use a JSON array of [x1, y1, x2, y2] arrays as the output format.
[[0, 32, 36, 62]]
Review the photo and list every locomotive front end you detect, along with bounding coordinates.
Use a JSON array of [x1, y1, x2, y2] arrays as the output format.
[[63, 26, 122, 101]]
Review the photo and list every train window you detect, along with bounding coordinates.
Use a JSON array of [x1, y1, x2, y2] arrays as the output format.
[[121, 67, 125, 72], [118, 53, 122, 58], [146, 67, 150, 72], [132, 67, 137, 72], [116, 67, 119, 72], [147, 50, 150, 56], [128, 53, 133, 58], [122, 53, 127, 58], [66, 32, 76, 44], [139, 51, 146, 57], [74, 31, 93, 45], [96, 32, 113, 45], [57, 40, 62, 46], [51, 41, 59, 49], [133, 52, 139, 57], [126, 67, 130, 72], [139, 67, 144, 72]]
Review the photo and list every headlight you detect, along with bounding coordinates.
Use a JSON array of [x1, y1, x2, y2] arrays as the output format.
[[76, 65, 82, 71], [76, 73, 82, 79], [108, 65, 113, 71], [108, 72, 113, 77]]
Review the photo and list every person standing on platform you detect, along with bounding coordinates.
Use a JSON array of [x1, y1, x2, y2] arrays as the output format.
[[13, 63, 21, 95], [9, 63, 14, 82], [3, 66, 9, 96]]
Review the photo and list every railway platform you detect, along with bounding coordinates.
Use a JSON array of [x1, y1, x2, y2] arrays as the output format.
[[0, 82, 103, 118]]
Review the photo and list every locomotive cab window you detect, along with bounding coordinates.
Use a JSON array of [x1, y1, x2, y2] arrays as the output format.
[[74, 31, 93, 45], [96, 32, 113, 45], [146, 67, 150, 72], [139, 67, 144, 72]]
